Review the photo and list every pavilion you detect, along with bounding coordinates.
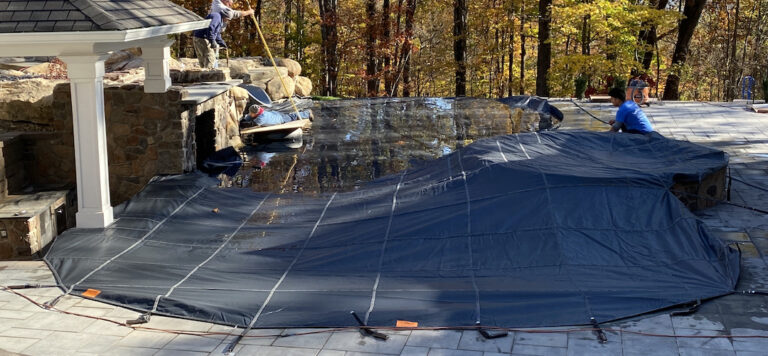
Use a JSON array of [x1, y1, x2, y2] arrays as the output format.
[[0, 0, 209, 227]]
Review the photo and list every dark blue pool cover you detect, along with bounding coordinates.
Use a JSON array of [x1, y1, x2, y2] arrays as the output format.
[[45, 131, 739, 328]]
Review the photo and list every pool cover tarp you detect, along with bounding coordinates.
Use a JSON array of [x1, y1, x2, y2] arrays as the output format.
[[45, 131, 739, 328]]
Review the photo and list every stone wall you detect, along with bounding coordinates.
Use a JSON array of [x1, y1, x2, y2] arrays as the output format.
[[0, 80, 243, 206]]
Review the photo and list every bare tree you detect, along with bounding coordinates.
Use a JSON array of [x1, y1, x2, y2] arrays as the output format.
[[454, 0, 468, 96], [318, 0, 339, 96], [662, 0, 707, 100], [366, 0, 379, 96], [536, 0, 552, 97]]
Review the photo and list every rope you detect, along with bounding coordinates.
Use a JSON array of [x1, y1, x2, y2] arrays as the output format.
[[244, 1, 302, 118], [570, 99, 610, 125], [5, 285, 768, 340], [730, 176, 768, 194]]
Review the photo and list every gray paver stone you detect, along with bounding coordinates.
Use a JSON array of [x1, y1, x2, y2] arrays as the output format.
[[426, 348, 482, 356], [678, 347, 736, 356], [729, 328, 768, 352], [162, 334, 225, 352], [238, 328, 280, 346], [237, 345, 319, 356], [273, 328, 332, 349], [100, 346, 159, 356], [674, 328, 734, 351], [510, 344, 566, 356], [400, 346, 429, 356], [566, 331, 622, 356], [457, 330, 513, 352], [0, 336, 39, 353], [154, 350, 209, 356], [324, 331, 407, 354], [513, 331, 567, 348], [317, 350, 345, 356], [406, 330, 462, 349], [115, 330, 176, 348], [621, 333, 678, 355]]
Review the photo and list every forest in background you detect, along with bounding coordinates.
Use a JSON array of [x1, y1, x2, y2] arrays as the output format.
[[170, 0, 768, 101]]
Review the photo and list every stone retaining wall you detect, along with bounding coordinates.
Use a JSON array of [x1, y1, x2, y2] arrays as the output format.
[[0, 81, 242, 206]]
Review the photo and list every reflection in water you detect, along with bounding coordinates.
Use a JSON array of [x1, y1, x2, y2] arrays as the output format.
[[233, 97, 544, 194]]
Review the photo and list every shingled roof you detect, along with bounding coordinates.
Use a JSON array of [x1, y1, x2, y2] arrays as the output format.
[[0, 0, 203, 33]]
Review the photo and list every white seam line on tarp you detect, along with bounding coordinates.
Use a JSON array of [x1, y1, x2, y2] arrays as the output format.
[[246, 192, 337, 328], [63, 186, 207, 296], [364, 171, 407, 325], [496, 140, 508, 162], [457, 150, 481, 323], [150, 193, 272, 313], [517, 133, 531, 159]]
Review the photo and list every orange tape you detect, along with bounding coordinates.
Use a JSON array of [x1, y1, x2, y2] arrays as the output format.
[[82, 289, 101, 298], [396, 320, 418, 328]]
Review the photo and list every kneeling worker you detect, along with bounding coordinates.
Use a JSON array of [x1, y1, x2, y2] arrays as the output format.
[[241, 105, 314, 128], [607, 87, 653, 134]]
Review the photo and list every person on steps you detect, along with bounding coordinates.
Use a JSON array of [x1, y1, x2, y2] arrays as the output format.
[[193, 0, 254, 69]]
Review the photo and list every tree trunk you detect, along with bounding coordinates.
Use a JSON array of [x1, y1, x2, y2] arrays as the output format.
[[520, 3, 526, 94], [284, 0, 292, 57], [401, 0, 417, 97], [381, 0, 394, 95], [255, 0, 262, 24], [508, 15, 514, 97], [318, 0, 339, 96], [662, 0, 707, 100], [640, 0, 669, 70], [454, 0, 468, 96], [581, 15, 590, 55], [536, 0, 551, 97], [366, 0, 379, 96], [727, 0, 741, 100], [296, 0, 305, 61]]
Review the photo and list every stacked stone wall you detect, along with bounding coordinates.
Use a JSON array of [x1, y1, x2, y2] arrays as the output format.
[[0, 81, 241, 206]]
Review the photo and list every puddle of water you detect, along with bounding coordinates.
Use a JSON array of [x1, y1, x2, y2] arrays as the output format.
[[231, 97, 548, 194]]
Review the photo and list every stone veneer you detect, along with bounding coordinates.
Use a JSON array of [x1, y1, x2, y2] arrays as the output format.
[[0, 80, 245, 206]]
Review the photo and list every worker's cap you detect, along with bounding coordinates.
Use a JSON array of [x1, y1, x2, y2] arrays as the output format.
[[249, 104, 264, 115], [608, 87, 625, 101]]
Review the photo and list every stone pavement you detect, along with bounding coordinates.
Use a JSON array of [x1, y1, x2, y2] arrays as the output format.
[[2, 101, 768, 355]]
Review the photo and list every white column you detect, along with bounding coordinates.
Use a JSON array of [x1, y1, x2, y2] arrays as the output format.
[[60, 54, 114, 228], [142, 37, 175, 93]]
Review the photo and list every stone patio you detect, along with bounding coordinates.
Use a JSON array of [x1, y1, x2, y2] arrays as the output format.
[[2, 100, 768, 355]]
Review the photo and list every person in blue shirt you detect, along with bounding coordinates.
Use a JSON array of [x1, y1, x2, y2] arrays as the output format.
[[607, 87, 654, 134], [241, 104, 314, 128]]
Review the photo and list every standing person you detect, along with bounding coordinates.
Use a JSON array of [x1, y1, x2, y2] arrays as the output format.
[[607, 88, 654, 134], [211, 0, 254, 26], [192, 11, 227, 69], [193, 1, 254, 69]]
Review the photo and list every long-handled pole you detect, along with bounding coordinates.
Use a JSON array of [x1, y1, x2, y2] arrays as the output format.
[[244, 1, 302, 118]]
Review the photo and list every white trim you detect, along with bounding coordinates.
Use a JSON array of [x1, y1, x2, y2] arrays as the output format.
[[0, 20, 209, 45]]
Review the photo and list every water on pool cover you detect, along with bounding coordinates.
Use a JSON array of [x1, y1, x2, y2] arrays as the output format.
[[230, 97, 548, 194]]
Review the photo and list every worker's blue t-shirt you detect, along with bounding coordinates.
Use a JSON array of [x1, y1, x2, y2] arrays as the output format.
[[616, 100, 653, 133]]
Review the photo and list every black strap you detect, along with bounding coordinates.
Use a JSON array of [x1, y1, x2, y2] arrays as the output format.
[[670, 299, 702, 317], [590, 317, 608, 343], [350, 310, 388, 340]]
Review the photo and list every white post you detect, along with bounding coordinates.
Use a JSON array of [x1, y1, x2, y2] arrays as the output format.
[[60, 54, 114, 228], [142, 37, 175, 93]]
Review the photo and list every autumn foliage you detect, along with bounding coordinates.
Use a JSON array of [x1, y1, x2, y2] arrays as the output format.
[[170, 0, 768, 101]]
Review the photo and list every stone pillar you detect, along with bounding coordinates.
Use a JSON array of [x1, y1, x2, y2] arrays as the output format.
[[60, 54, 114, 228], [142, 37, 175, 93]]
